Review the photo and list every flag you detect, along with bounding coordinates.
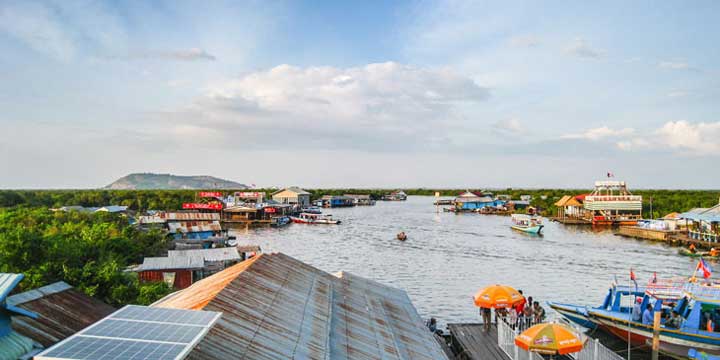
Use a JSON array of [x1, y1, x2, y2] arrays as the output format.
[[697, 259, 713, 279], [630, 268, 636, 281], [607, 172, 614, 178]]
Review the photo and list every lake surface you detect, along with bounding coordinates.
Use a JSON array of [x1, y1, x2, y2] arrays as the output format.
[[230, 196, 697, 327]]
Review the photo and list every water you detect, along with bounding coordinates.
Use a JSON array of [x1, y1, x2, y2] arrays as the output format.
[[230, 196, 698, 327]]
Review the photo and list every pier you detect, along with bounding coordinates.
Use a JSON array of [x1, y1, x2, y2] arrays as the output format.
[[615, 226, 678, 241], [448, 323, 509, 360]]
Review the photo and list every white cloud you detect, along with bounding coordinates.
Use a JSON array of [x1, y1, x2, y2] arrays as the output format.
[[666, 90, 688, 98], [658, 61, 690, 70], [164, 62, 490, 150], [565, 38, 605, 59], [0, 1, 127, 61], [562, 122, 720, 157], [509, 35, 540, 48], [111, 48, 217, 61], [493, 118, 524, 134], [561, 126, 634, 140]]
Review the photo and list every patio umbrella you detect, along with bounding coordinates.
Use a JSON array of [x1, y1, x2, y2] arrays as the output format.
[[515, 323, 586, 355], [473, 284, 523, 308]]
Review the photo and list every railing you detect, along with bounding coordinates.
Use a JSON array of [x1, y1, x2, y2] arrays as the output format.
[[570, 337, 624, 360], [584, 195, 642, 202], [688, 230, 720, 243], [497, 319, 544, 360], [497, 317, 623, 360]]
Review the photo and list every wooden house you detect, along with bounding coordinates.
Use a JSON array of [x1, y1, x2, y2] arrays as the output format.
[[272, 187, 311, 207]]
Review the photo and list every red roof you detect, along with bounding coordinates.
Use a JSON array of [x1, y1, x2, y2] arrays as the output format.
[[574, 194, 589, 201]]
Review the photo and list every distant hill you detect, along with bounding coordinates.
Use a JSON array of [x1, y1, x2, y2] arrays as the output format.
[[104, 173, 248, 190]]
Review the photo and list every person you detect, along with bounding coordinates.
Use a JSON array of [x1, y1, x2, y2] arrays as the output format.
[[711, 248, 719, 257], [689, 243, 697, 254], [524, 296, 535, 328], [642, 304, 654, 325], [533, 301, 546, 323], [632, 297, 643, 322], [481, 306, 492, 332], [509, 307, 518, 329], [665, 310, 682, 329], [427, 318, 438, 333], [515, 290, 526, 327]]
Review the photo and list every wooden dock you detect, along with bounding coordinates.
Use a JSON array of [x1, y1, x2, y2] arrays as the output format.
[[448, 323, 508, 360]]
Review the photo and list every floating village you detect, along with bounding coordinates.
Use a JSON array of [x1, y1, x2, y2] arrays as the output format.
[[2, 179, 720, 360]]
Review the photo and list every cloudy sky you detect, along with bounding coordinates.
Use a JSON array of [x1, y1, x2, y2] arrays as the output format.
[[1, 1, 718, 189]]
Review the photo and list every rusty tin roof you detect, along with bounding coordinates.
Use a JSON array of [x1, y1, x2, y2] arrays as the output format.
[[153, 253, 448, 360], [7, 281, 115, 347]]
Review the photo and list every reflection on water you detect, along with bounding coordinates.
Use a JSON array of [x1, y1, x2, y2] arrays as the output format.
[[231, 196, 697, 327]]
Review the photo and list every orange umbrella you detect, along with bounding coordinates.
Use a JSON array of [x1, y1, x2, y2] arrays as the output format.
[[515, 323, 586, 355], [473, 284, 523, 308]]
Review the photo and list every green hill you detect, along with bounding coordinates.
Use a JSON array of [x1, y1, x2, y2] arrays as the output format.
[[104, 173, 247, 190]]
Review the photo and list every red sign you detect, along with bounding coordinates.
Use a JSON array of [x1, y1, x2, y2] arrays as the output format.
[[182, 203, 223, 210], [198, 192, 223, 198], [264, 207, 276, 213]]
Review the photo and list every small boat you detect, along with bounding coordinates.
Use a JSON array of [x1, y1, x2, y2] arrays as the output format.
[[510, 214, 544, 234], [679, 248, 720, 259], [290, 212, 341, 225], [301, 207, 323, 214], [397, 232, 407, 241], [270, 216, 291, 227]]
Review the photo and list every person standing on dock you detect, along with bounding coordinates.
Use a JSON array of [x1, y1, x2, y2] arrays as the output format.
[[523, 296, 534, 328], [514, 290, 526, 328], [480, 307, 492, 332]]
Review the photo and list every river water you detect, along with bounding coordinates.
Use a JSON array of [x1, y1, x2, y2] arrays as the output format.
[[230, 196, 698, 327]]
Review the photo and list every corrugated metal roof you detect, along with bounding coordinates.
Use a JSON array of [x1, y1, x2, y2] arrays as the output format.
[[168, 247, 241, 263], [153, 253, 448, 360], [8, 281, 115, 347], [139, 256, 205, 271], [168, 221, 223, 233], [95, 205, 128, 213], [139, 212, 221, 224], [273, 187, 310, 196]]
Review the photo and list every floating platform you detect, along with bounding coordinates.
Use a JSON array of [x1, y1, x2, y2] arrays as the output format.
[[550, 217, 592, 225], [615, 226, 678, 241]]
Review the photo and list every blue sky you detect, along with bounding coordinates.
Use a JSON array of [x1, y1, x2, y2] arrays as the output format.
[[1, 0, 718, 189]]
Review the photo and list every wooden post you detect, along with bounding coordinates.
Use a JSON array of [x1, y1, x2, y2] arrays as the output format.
[[652, 311, 661, 360]]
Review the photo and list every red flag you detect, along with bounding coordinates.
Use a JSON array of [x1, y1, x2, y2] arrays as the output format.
[[630, 268, 636, 281]]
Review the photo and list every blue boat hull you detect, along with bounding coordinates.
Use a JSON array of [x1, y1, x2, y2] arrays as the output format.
[[547, 302, 598, 330]]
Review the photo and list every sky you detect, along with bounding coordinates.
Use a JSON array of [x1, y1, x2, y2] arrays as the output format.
[[1, 0, 719, 189]]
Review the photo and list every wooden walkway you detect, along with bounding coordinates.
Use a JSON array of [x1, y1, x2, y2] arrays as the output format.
[[447, 323, 574, 360], [448, 323, 508, 360]]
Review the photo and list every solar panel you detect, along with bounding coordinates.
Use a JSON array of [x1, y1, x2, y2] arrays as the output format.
[[35, 305, 221, 360]]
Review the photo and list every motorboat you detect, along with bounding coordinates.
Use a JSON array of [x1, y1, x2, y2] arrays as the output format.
[[510, 214, 544, 234], [290, 212, 341, 225]]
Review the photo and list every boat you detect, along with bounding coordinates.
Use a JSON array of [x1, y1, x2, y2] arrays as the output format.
[[510, 214, 544, 234], [679, 249, 720, 259], [551, 277, 720, 358], [270, 216, 291, 227], [290, 212, 341, 225], [300, 207, 323, 214]]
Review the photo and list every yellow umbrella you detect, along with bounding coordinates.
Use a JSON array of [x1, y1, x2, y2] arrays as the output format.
[[515, 323, 586, 355], [473, 284, 523, 309]]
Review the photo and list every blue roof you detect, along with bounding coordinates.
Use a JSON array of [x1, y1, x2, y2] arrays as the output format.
[[0, 274, 38, 319], [0, 274, 24, 303]]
